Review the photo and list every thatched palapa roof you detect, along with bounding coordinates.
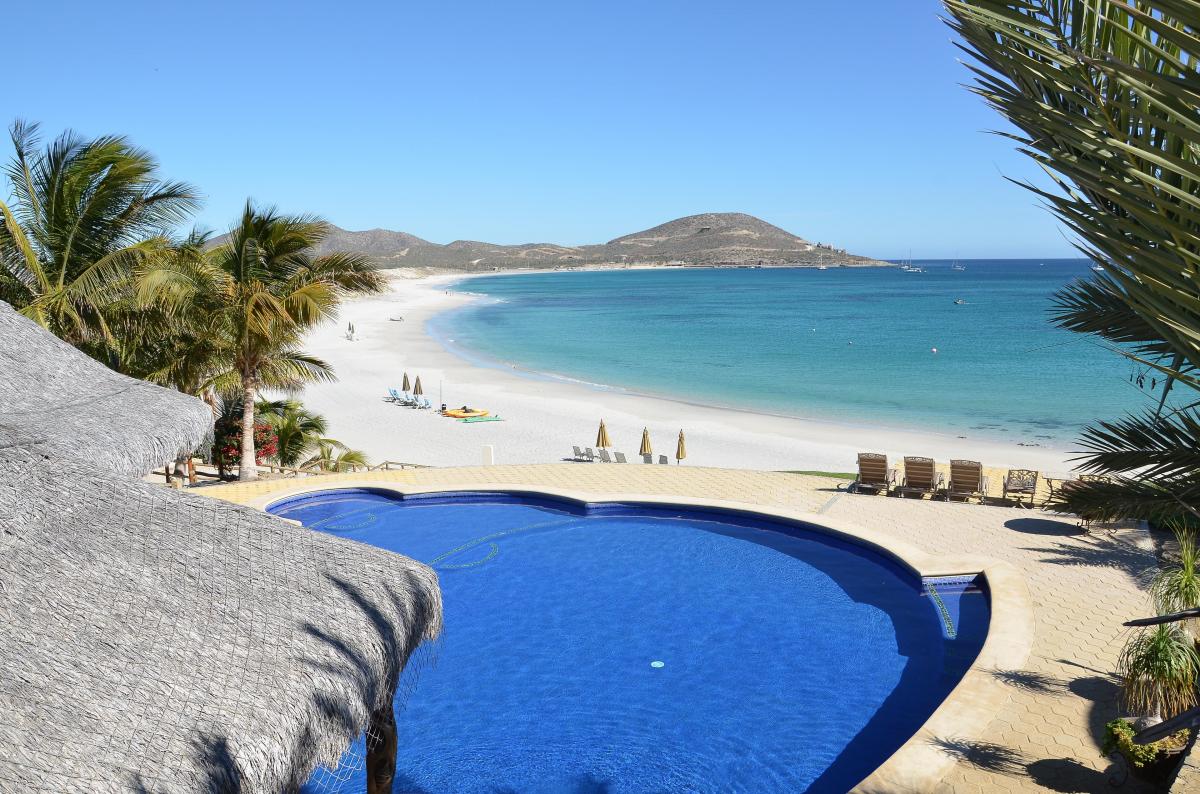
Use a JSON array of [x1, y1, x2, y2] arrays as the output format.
[[0, 301, 443, 792]]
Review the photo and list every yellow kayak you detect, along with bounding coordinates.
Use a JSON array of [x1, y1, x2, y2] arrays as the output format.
[[444, 408, 489, 419]]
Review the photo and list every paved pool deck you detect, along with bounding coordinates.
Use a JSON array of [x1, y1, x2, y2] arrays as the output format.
[[203, 464, 1164, 793]]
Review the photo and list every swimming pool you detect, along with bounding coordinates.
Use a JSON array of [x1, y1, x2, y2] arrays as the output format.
[[269, 489, 988, 793]]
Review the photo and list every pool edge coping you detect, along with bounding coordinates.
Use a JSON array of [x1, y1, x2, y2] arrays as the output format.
[[247, 481, 1035, 794]]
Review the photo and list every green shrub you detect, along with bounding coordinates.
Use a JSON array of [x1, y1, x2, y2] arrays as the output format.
[[1151, 528, 1200, 620], [1117, 624, 1200, 719], [1102, 719, 1162, 769], [1102, 718, 1190, 776]]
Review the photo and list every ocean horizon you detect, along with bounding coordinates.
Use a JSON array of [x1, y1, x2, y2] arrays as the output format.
[[430, 260, 1161, 449]]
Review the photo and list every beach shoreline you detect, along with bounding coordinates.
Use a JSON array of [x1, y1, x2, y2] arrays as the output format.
[[289, 269, 1080, 475]]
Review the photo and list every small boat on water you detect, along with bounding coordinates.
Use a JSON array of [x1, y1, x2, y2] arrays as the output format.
[[954, 299, 966, 305], [1092, 264, 1106, 272], [951, 263, 966, 271], [817, 265, 828, 270]]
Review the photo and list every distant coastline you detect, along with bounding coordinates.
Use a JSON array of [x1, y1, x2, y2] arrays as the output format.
[[303, 212, 891, 272]]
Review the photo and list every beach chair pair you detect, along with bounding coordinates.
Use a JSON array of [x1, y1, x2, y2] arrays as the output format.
[[596, 450, 629, 463], [387, 388, 419, 407]]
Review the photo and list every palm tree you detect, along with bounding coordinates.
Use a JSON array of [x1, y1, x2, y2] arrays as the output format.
[[149, 202, 385, 480], [0, 120, 198, 348], [119, 232, 237, 395], [302, 443, 370, 473], [258, 399, 340, 468], [944, 0, 1200, 524]]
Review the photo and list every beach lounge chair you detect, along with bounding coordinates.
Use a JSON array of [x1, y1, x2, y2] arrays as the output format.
[[895, 456, 941, 499], [614, 452, 627, 463], [643, 454, 653, 464], [658, 455, 669, 465], [1003, 469, 1039, 508], [387, 388, 403, 403], [946, 459, 988, 503], [583, 448, 596, 462], [598, 449, 613, 463], [572, 445, 585, 461], [850, 453, 894, 494]]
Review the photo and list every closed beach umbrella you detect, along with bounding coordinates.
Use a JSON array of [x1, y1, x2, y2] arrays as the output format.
[[413, 376, 424, 396], [639, 428, 652, 457], [402, 372, 411, 392], [675, 429, 687, 464], [596, 419, 611, 449]]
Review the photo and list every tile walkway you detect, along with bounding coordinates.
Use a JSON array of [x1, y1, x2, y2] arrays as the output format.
[[204, 464, 1167, 792]]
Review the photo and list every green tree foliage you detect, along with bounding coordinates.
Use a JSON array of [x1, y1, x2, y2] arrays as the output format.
[[144, 202, 385, 479], [257, 398, 367, 469], [0, 121, 198, 347]]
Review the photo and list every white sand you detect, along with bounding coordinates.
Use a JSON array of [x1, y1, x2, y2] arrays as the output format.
[[291, 271, 1080, 475]]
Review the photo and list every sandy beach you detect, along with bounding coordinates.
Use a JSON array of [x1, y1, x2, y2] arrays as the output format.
[[289, 270, 1080, 475]]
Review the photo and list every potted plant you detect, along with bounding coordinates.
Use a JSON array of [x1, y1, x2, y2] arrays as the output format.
[[1102, 718, 1190, 786], [1118, 623, 1199, 718], [1108, 623, 1199, 783]]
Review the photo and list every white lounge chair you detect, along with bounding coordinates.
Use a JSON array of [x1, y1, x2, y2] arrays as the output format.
[[614, 452, 627, 463], [642, 454, 653, 464], [572, 445, 585, 461], [584, 448, 596, 462], [598, 449, 613, 463], [658, 455, 669, 465]]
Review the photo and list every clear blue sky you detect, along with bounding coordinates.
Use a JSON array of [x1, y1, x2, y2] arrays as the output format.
[[5, 0, 1074, 259]]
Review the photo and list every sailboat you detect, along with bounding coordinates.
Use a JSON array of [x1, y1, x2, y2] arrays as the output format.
[[901, 250, 924, 273], [951, 261, 966, 271]]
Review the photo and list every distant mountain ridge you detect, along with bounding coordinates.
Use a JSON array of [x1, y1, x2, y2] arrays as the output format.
[[310, 212, 887, 271]]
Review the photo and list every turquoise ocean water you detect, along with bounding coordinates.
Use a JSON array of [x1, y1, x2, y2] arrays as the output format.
[[430, 261, 1158, 446]]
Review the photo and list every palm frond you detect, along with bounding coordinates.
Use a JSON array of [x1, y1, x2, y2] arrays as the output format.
[[945, 0, 1200, 382], [945, 0, 1200, 524]]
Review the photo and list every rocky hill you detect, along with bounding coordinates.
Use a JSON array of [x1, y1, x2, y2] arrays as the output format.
[[308, 212, 886, 271]]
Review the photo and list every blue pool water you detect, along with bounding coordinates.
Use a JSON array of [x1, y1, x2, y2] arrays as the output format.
[[272, 490, 988, 793], [431, 261, 1160, 445]]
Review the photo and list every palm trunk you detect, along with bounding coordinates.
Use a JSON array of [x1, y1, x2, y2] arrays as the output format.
[[239, 378, 258, 481]]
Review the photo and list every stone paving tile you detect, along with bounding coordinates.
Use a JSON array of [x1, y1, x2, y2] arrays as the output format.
[[202, 464, 1165, 792]]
